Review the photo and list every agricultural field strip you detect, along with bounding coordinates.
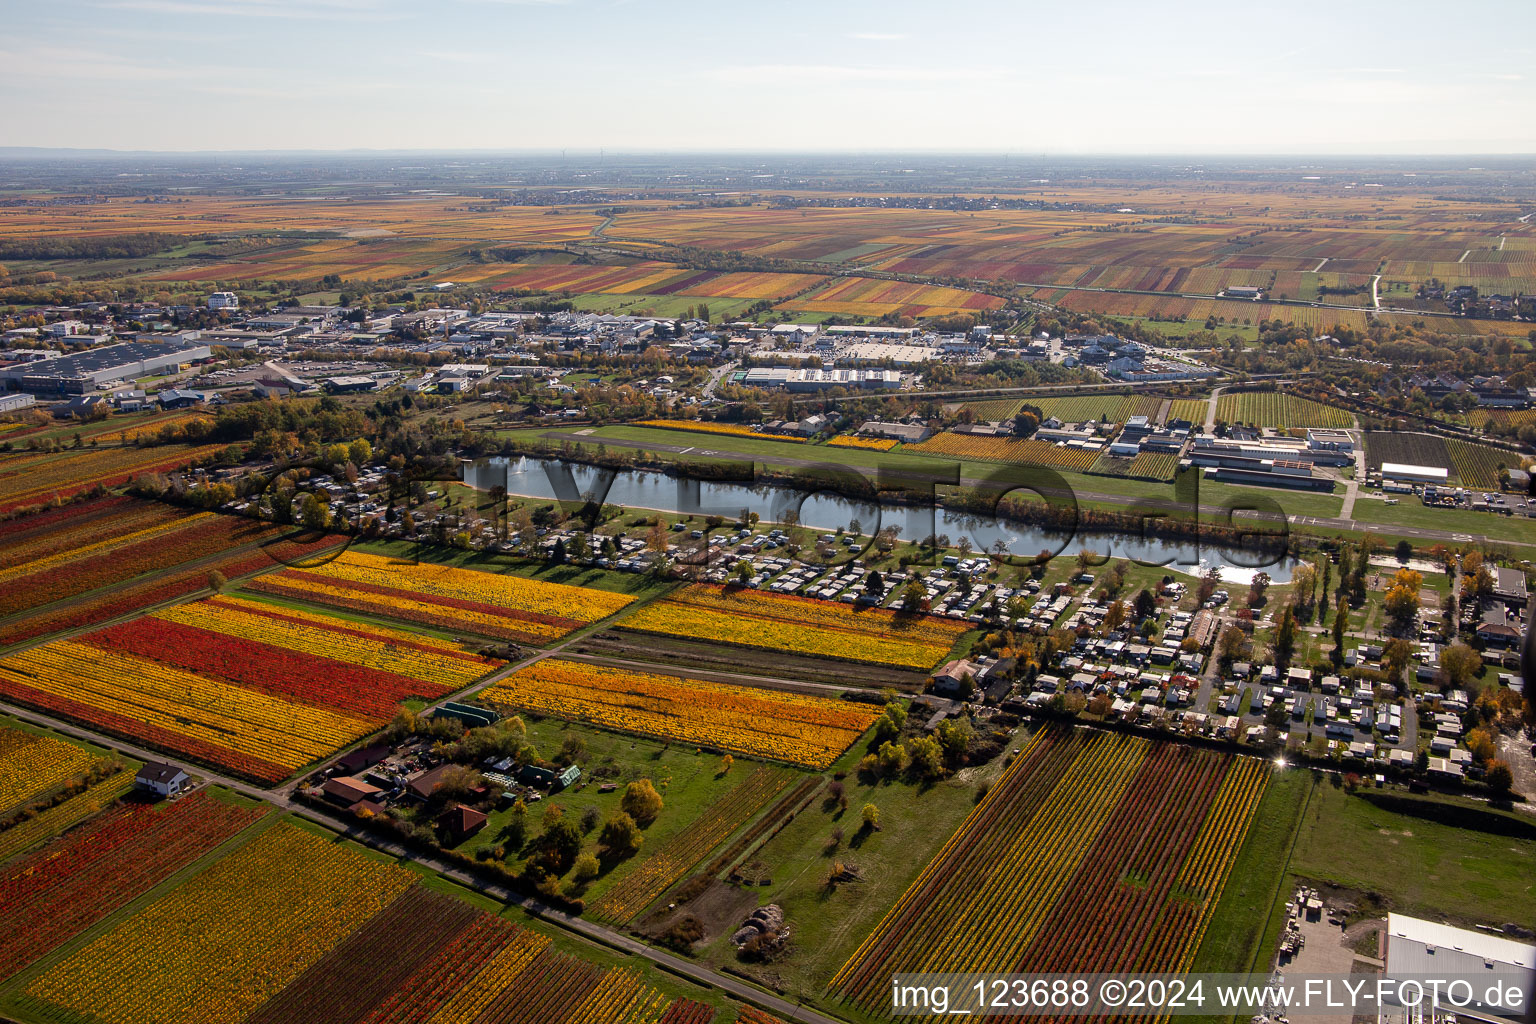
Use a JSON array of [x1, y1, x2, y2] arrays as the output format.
[[617, 583, 969, 670], [480, 658, 879, 769], [0, 791, 266, 981], [1215, 393, 1353, 429], [243, 548, 634, 644], [13, 814, 716, 1024], [0, 531, 344, 650], [831, 726, 1267, 1020], [0, 727, 100, 814], [0, 508, 291, 622], [0, 594, 496, 783]]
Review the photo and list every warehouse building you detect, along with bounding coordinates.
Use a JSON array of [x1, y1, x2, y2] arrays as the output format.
[[0, 393, 36, 415], [1383, 914, 1532, 1023], [1200, 459, 1334, 491], [741, 367, 901, 392], [0, 339, 210, 395], [1381, 462, 1451, 484]]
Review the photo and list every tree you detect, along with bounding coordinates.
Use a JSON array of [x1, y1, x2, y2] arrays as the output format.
[[1216, 625, 1248, 668], [1439, 642, 1483, 690], [875, 740, 909, 776], [1384, 568, 1423, 632], [620, 779, 664, 824], [1331, 598, 1348, 668], [1247, 571, 1272, 608], [861, 803, 880, 830], [534, 819, 582, 875], [906, 734, 944, 779], [1197, 566, 1221, 606], [1394, 538, 1413, 562], [1465, 727, 1498, 763], [1382, 637, 1413, 686], [1336, 547, 1352, 601], [1103, 599, 1127, 633], [901, 579, 927, 612], [1265, 700, 1290, 731], [1290, 563, 1317, 617], [1272, 605, 1297, 673], [1485, 760, 1513, 795], [936, 717, 972, 768], [1132, 588, 1157, 622], [348, 438, 373, 466], [206, 569, 226, 594], [298, 492, 330, 530], [599, 811, 643, 858], [1319, 559, 1332, 620], [717, 754, 733, 776]]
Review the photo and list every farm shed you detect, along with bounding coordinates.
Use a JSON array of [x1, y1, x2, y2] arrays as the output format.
[[135, 762, 188, 798], [406, 764, 461, 801], [335, 742, 391, 776], [519, 763, 581, 791], [322, 775, 382, 808], [432, 702, 499, 729]]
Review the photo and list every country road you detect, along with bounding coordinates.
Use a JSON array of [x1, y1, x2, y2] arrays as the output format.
[[0, 696, 850, 1024]]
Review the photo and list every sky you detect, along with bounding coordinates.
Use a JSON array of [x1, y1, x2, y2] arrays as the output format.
[[1, 0, 1533, 154]]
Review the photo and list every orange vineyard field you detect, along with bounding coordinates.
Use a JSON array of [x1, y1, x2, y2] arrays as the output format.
[[245, 549, 634, 644], [832, 726, 1268, 1020], [618, 583, 971, 670], [481, 658, 879, 768], [0, 595, 499, 783], [13, 819, 721, 1024]]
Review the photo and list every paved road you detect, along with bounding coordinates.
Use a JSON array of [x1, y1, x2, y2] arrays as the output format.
[[0, 695, 846, 1024], [1205, 386, 1223, 432], [702, 360, 739, 399]]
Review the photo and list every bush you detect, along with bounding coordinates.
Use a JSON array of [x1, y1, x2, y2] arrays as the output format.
[[661, 914, 705, 952], [570, 851, 600, 884]]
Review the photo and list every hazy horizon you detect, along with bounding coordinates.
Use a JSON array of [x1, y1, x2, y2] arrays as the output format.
[[3, 0, 1533, 155]]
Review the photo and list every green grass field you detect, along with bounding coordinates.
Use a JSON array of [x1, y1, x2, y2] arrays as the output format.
[[568, 292, 755, 319], [450, 717, 799, 907], [695, 721, 1022, 1015], [1288, 780, 1536, 927], [1349, 498, 1536, 545]]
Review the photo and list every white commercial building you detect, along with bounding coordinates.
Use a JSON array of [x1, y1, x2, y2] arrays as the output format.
[[207, 292, 240, 311], [1383, 913, 1532, 1022], [1381, 462, 1450, 484]]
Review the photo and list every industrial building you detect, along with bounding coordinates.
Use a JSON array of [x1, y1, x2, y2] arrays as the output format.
[[1190, 434, 1352, 467], [0, 339, 211, 395], [1199, 459, 1334, 491], [323, 376, 378, 394], [0, 393, 36, 415], [739, 367, 901, 391], [1383, 914, 1532, 1023], [1381, 462, 1451, 484]]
